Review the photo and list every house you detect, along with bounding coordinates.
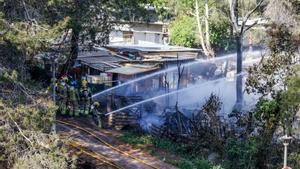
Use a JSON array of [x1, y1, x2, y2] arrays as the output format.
[[75, 48, 131, 91], [75, 44, 216, 97], [109, 21, 169, 45]]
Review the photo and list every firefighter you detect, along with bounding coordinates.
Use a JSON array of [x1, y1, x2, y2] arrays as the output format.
[[68, 84, 79, 116], [80, 78, 91, 115], [91, 102, 102, 128], [57, 77, 68, 115]]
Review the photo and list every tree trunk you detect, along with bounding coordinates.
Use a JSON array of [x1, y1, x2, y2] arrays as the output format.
[[70, 28, 79, 64], [62, 28, 80, 75], [195, 0, 210, 57], [204, 0, 215, 57], [235, 34, 243, 110]]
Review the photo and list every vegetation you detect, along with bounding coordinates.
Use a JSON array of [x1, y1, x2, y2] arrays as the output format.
[[168, 0, 234, 54], [0, 0, 299, 168], [224, 138, 258, 169], [119, 130, 223, 169], [169, 16, 198, 48], [0, 70, 74, 169]]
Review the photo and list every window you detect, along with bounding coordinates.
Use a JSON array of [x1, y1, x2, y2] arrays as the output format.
[[155, 34, 160, 44]]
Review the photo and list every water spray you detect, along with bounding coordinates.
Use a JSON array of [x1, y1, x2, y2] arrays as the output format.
[[105, 72, 247, 116], [92, 50, 263, 99]]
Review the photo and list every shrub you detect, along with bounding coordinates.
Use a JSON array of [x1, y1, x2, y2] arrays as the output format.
[[290, 152, 300, 169], [169, 15, 198, 48], [224, 138, 258, 169]]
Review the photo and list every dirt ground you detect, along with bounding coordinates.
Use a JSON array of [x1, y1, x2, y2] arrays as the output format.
[[57, 117, 178, 169]]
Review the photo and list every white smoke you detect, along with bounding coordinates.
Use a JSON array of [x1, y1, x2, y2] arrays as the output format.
[[101, 50, 265, 130]]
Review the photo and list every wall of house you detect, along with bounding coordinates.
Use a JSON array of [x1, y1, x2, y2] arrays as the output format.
[[109, 23, 168, 45]]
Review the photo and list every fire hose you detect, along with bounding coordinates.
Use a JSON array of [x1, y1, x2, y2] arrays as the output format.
[[56, 120, 160, 169], [65, 140, 124, 169]]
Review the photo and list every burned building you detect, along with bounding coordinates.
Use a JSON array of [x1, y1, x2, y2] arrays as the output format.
[[75, 44, 228, 130]]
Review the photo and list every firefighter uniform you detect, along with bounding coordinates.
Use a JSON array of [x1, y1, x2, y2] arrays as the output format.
[[91, 102, 102, 128], [80, 79, 91, 115], [68, 86, 79, 116], [57, 80, 68, 115]]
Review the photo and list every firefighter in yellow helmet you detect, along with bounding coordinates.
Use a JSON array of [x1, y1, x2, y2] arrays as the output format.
[[80, 78, 91, 115], [91, 102, 102, 128]]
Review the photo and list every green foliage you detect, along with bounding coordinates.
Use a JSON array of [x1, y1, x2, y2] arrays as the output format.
[[168, 0, 235, 51], [169, 15, 198, 47], [169, 13, 234, 50], [224, 138, 258, 169], [254, 99, 280, 130], [290, 152, 300, 169], [0, 97, 70, 168], [250, 65, 300, 135], [119, 131, 153, 145], [193, 159, 214, 169], [152, 137, 191, 156], [279, 65, 300, 134], [120, 130, 190, 155], [119, 130, 224, 169], [13, 149, 69, 169], [246, 24, 299, 97], [176, 160, 194, 169], [149, 0, 172, 21], [0, 68, 72, 169], [209, 22, 235, 52], [0, 18, 69, 61], [175, 159, 224, 169]]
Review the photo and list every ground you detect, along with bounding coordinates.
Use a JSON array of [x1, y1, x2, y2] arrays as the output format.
[[57, 117, 178, 169]]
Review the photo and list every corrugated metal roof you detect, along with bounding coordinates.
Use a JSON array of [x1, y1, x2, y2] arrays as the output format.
[[106, 44, 202, 53], [78, 50, 110, 57], [81, 62, 115, 71], [106, 64, 160, 75], [77, 55, 128, 71], [78, 55, 126, 63]]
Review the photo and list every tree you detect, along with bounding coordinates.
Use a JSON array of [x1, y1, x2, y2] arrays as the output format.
[[46, 0, 151, 74], [195, 0, 215, 57], [229, 0, 265, 110], [169, 15, 198, 47], [245, 13, 300, 168], [46, 0, 111, 73], [0, 0, 68, 77], [169, 0, 215, 57]]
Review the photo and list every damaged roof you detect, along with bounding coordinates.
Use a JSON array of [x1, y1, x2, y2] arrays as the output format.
[[106, 64, 160, 75], [77, 51, 130, 71]]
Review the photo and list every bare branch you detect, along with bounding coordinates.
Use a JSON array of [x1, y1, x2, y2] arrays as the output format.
[[230, 0, 239, 32], [241, 0, 264, 32], [244, 0, 264, 23], [243, 21, 258, 33], [22, 0, 31, 21], [6, 111, 34, 146]]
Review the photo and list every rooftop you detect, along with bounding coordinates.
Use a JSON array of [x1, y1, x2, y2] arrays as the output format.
[[106, 64, 160, 75], [77, 51, 130, 71], [106, 44, 202, 53]]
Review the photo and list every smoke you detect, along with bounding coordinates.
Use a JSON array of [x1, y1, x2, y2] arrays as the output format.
[[139, 113, 164, 131], [101, 50, 264, 131]]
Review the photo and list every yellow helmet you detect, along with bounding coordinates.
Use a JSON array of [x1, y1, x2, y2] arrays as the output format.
[[82, 79, 87, 88], [94, 102, 100, 107]]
